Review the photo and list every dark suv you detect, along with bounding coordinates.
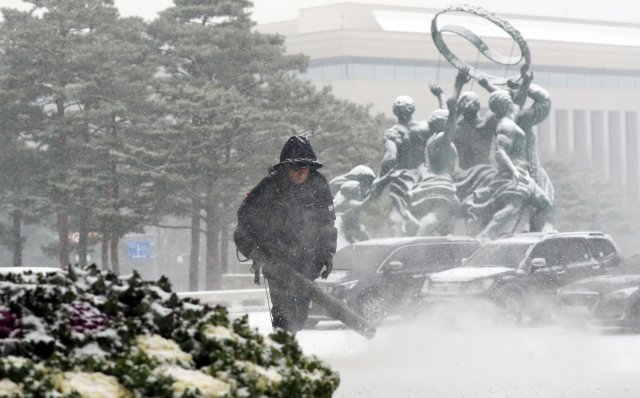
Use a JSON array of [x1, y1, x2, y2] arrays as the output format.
[[307, 236, 482, 326], [423, 232, 622, 320]]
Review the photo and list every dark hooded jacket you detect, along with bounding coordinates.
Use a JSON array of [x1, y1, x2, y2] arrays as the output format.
[[235, 137, 337, 280]]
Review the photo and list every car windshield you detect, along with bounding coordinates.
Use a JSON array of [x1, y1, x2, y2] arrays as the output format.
[[333, 245, 396, 274], [465, 243, 532, 268]]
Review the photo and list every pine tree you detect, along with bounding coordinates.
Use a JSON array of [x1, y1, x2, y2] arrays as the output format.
[[0, 1, 123, 267], [0, 67, 48, 266], [72, 15, 158, 272], [148, 0, 386, 289], [0, 2, 159, 270], [148, 0, 303, 289]]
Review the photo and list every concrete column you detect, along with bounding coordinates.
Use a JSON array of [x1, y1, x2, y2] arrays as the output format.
[[608, 111, 624, 188], [591, 111, 607, 180], [572, 110, 588, 165], [626, 112, 639, 204], [555, 110, 571, 160]]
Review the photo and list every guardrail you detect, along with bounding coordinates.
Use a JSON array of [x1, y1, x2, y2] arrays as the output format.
[[177, 288, 269, 312]]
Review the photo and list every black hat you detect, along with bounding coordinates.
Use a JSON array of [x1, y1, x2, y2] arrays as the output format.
[[276, 136, 323, 169]]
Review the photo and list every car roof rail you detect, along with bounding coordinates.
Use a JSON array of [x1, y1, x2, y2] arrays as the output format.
[[556, 231, 605, 237], [443, 235, 476, 241], [492, 231, 608, 241], [501, 231, 552, 238], [498, 231, 541, 238]]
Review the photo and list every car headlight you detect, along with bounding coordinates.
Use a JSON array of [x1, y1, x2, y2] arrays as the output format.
[[604, 287, 639, 300], [465, 279, 494, 294]]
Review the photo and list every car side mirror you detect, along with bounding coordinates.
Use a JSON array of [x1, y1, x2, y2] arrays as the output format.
[[385, 261, 404, 274], [531, 258, 546, 268]]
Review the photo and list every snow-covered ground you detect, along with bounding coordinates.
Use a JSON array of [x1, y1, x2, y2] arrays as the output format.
[[245, 308, 640, 397]]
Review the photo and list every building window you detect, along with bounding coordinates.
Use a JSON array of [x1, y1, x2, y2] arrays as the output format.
[[323, 64, 346, 79], [348, 63, 374, 79], [395, 65, 416, 80], [415, 65, 438, 80], [302, 59, 640, 89], [373, 64, 395, 79]]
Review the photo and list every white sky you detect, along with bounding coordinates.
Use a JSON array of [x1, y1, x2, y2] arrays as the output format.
[[0, 0, 638, 25]]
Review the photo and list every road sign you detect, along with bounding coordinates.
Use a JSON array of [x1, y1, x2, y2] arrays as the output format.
[[128, 241, 151, 260]]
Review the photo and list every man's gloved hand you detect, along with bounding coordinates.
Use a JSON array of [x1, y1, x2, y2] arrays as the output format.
[[249, 248, 265, 285], [320, 253, 334, 279], [250, 262, 261, 285]]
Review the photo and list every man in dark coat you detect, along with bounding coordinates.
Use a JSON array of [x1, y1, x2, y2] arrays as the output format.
[[234, 136, 337, 335]]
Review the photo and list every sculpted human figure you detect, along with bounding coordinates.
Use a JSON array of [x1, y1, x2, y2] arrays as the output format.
[[454, 91, 495, 170], [428, 68, 485, 156], [330, 165, 377, 248], [462, 89, 552, 240], [428, 69, 497, 207], [479, 74, 555, 231], [371, 95, 431, 235], [329, 165, 376, 196], [405, 98, 461, 236], [333, 181, 373, 249], [378, 96, 430, 176]]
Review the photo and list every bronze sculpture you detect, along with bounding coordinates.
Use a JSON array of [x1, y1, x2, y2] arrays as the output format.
[[332, 4, 556, 241]]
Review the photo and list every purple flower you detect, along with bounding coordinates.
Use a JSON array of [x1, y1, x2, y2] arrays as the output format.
[[0, 307, 19, 339], [65, 301, 111, 334]]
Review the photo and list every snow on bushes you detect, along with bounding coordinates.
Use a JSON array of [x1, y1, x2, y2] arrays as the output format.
[[0, 265, 340, 397]]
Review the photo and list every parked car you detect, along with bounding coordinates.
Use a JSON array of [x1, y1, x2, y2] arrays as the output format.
[[307, 236, 482, 326], [557, 254, 640, 329], [423, 232, 622, 320]]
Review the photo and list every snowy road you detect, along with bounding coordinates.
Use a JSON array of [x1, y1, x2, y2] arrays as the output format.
[[245, 309, 640, 398]]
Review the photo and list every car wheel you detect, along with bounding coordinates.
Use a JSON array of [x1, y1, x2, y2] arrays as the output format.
[[496, 290, 524, 323], [358, 292, 386, 326]]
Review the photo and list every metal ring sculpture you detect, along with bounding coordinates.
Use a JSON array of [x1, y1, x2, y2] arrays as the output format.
[[431, 5, 531, 85]]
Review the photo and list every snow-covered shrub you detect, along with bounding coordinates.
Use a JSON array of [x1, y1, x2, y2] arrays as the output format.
[[0, 265, 339, 397]]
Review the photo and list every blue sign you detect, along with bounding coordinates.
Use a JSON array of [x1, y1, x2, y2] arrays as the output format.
[[128, 241, 151, 260]]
